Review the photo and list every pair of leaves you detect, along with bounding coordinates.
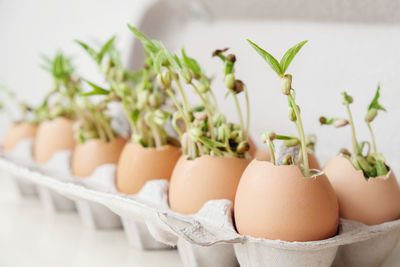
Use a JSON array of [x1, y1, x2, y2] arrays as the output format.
[[81, 81, 109, 96], [368, 84, 386, 111], [247, 39, 308, 77], [76, 36, 116, 65]]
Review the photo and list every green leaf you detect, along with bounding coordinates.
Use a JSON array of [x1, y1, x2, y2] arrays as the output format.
[[247, 39, 283, 77], [376, 160, 388, 176], [181, 48, 201, 77], [368, 84, 386, 111], [197, 136, 226, 148], [127, 24, 159, 54], [97, 36, 116, 64], [75, 40, 98, 61], [275, 134, 298, 140], [131, 108, 140, 124], [280, 40, 308, 73], [82, 80, 109, 96]]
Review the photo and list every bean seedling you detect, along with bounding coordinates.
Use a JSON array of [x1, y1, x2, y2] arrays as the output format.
[[320, 85, 389, 179]]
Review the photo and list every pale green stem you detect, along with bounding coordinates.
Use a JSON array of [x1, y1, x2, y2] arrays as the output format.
[[288, 94, 309, 177], [169, 67, 190, 113], [367, 122, 377, 153], [244, 86, 250, 141], [345, 103, 359, 154], [191, 82, 216, 140], [266, 139, 276, 165], [232, 91, 246, 140]]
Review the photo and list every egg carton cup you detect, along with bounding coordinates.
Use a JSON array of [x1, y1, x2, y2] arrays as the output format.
[[0, 154, 170, 249], [71, 164, 122, 230], [1, 139, 38, 197], [152, 194, 400, 267], [34, 150, 76, 213]]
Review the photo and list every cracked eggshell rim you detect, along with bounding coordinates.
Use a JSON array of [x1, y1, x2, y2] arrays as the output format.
[[324, 156, 400, 225]]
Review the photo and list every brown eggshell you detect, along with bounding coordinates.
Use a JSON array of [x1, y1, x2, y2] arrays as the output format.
[[33, 117, 75, 163], [308, 152, 321, 170], [234, 159, 339, 242], [72, 137, 126, 177], [169, 155, 251, 215], [2, 122, 37, 151], [116, 143, 181, 194], [324, 156, 400, 225]]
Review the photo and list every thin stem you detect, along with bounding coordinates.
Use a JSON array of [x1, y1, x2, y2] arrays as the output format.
[[208, 90, 219, 111], [367, 122, 377, 153], [345, 103, 359, 154], [169, 67, 190, 113], [191, 82, 216, 140], [267, 139, 276, 165], [288, 94, 309, 177], [244, 86, 250, 141], [232, 91, 246, 140]]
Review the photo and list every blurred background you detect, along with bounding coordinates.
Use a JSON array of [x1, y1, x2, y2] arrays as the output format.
[[1, 0, 400, 266]]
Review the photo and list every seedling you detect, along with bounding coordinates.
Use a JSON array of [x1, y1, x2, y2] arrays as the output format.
[[42, 52, 116, 144], [320, 85, 389, 179], [247, 39, 313, 177], [76, 36, 175, 148], [128, 26, 251, 159]]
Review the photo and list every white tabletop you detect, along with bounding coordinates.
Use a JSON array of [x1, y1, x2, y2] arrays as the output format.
[[1, 175, 400, 267]]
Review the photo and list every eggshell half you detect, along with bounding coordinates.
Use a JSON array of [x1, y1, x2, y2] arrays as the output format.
[[33, 117, 75, 163], [324, 156, 400, 225], [72, 137, 126, 177], [169, 155, 251, 214], [116, 143, 181, 194], [234, 160, 339, 242], [2, 122, 37, 151]]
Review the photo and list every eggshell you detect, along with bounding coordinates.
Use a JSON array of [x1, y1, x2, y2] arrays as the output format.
[[169, 155, 251, 214], [324, 156, 400, 225], [33, 117, 75, 162], [308, 152, 321, 170], [2, 122, 37, 151], [72, 137, 126, 177], [234, 159, 339, 242], [116, 143, 181, 194]]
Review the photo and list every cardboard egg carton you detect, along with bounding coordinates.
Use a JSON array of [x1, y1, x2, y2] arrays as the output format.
[[1, 152, 400, 266]]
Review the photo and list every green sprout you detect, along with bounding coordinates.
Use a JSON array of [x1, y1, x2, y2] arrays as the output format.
[[41, 52, 116, 144], [76, 35, 175, 148], [247, 39, 312, 177], [128, 25, 250, 159], [320, 84, 388, 179]]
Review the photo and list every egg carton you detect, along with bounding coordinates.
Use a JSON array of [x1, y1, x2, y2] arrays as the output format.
[[1, 154, 400, 266], [0, 145, 171, 249], [2, 139, 38, 197]]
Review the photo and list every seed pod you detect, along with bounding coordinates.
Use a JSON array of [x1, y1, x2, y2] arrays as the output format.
[[198, 83, 210, 93], [281, 74, 292, 95], [224, 74, 235, 90], [189, 127, 202, 138], [319, 116, 327, 124], [236, 141, 250, 153], [226, 54, 236, 63], [342, 92, 353, 105], [194, 111, 207, 121], [180, 68, 193, 84], [161, 70, 172, 88], [355, 155, 372, 173], [339, 148, 351, 157], [233, 80, 244, 94], [282, 154, 294, 165], [288, 107, 296, 121], [284, 138, 300, 147], [149, 93, 162, 108], [108, 92, 121, 102], [333, 119, 349, 128], [261, 131, 276, 143], [365, 108, 378, 123], [212, 48, 229, 57]]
